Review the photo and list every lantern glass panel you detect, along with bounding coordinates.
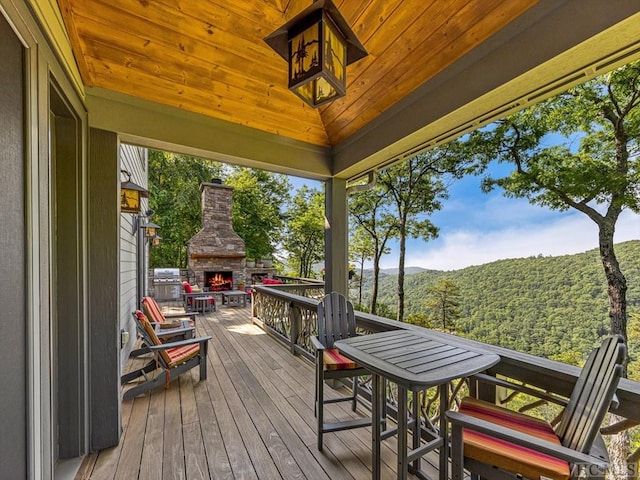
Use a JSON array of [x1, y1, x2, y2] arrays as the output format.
[[289, 23, 320, 85], [323, 20, 345, 83], [121, 189, 140, 214], [315, 77, 338, 105], [296, 81, 315, 105]]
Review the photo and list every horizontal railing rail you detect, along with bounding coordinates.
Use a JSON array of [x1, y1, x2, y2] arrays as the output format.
[[251, 286, 640, 462]]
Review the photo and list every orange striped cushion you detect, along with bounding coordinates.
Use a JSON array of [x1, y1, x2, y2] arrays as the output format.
[[166, 343, 200, 368], [323, 349, 358, 370], [142, 296, 166, 323], [135, 310, 172, 366], [459, 397, 570, 480], [143, 297, 196, 328]]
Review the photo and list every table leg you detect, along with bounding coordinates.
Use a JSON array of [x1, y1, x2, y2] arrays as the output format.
[[372, 374, 381, 480], [412, 390, 420, 474], [398, 387, 408, 480], [439, 384, 448, 480]]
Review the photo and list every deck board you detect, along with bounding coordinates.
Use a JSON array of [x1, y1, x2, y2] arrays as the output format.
[[77, 306, 428, 479]]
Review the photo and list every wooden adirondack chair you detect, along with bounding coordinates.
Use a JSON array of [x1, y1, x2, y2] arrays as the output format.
[[311, 292, 371, 451], [142, 296, 197, 328], [121, 310, 211, 400], [127, 296, 197, 357], [447, 335, 626, 480]]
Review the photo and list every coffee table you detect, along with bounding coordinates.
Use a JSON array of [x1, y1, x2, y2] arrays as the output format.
[[221, 290, 247, 307]]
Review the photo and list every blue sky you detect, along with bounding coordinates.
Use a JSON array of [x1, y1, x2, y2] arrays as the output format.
[[290, 170, 639, 272]]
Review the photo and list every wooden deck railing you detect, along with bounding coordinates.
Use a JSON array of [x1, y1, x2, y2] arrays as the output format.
[[251, 285, 640, 464]]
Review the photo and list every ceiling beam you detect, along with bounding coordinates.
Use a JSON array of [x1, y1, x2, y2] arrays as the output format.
[[87, 87, 333, 180]]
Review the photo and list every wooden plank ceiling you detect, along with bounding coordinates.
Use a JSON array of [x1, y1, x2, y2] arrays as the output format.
[[57, 0, 538, 148]]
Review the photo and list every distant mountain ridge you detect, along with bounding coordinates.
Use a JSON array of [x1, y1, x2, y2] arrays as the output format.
[[358, 240, 640, 360], [377, 266, 429, 276]]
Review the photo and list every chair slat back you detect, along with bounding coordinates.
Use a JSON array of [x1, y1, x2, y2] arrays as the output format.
[[317, 292, 357, 349], [141, 296, 166, 323], [556, 335, 626, 453], [132, 310, 172, 367]]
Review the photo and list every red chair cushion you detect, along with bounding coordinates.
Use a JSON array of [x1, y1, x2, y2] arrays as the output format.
[[142, 296, 168, 323], [323, 349, 359, 371], [459, 397, 570, 480], [182, 281, 193, 293], [142, 296, 196, 327], [166, 343, 200, 368]]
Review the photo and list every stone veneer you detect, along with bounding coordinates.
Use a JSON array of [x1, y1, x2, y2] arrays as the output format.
[[187, 181, 246, 288]]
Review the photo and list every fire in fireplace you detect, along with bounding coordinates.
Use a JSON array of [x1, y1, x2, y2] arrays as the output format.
[[205, 271, 233, 291]]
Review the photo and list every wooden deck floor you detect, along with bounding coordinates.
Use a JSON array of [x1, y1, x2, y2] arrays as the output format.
[[77, 306, 436, 479]]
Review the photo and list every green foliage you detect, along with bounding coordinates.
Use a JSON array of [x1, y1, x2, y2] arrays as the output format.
[[372, 302, 396, 320], [148, 154, 290, 268], [349, 184, 396, 314], [449, 60, 640, 348], [424, 279, 461, 333], [377, 153, 449, 321], [629, 312, 640, 383], [226, 167, 290, 260], [148, 151, 223, 268], [350, 226, 376, 305], [283, 186, 325, 278], [405, 312, 435, 329], [367, 240, 640, 364]]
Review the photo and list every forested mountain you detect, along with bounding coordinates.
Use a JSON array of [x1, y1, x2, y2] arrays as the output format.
[[360, 240, 640, 360]]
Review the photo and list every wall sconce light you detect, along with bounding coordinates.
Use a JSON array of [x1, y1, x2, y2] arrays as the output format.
[[141, 221, 160, 238], [120, 169, 149, 214], [264, 0, 367, 108]]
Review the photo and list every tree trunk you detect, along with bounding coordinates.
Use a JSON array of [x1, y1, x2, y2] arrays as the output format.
[[370, 253, 381, 315], [597, 222, 628, 356], [358, 256, 365, 306], [597, 221, 629, 479], [397, 220, 407, 322], [606, 414, 629, 480]]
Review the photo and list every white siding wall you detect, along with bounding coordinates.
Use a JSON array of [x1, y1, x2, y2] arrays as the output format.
[[119, 143, 148, 366]]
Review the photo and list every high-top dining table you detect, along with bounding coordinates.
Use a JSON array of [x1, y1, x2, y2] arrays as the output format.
[[334, 329, 500, 480]]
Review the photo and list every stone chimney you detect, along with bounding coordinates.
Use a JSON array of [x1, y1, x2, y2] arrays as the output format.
[[187, 181, 246, 288]]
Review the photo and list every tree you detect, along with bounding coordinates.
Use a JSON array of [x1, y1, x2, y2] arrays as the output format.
[[284, 186, 325, 278], [148, 151, 222, 268], [378, 153, 449, 322], [350, 184, 396, 315], [453, 60, 640, 476], [349, 226, 375, 305], [425, 279, 461, 333], [226, 167, 290, 260]]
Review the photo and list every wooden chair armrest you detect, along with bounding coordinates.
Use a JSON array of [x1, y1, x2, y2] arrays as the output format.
[[472, 373, 569, 407], [164, 311, 198, 320], [157, 319, 193, 330], [310, 336, 326, 352], [446, 410, 609, 467], [148, 336, 212, 351], [155, 326, 195, 338]]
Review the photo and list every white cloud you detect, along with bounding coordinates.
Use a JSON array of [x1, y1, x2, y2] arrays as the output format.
[[378, 209, 639, 271]]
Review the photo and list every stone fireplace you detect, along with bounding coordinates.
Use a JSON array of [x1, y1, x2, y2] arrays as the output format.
[[187, 180, 246, 289]]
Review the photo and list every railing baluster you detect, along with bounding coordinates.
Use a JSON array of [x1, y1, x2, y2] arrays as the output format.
[[290, 301, 300, 355]]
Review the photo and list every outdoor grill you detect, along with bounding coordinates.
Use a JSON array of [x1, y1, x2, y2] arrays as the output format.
[[152, 268, 181, 301]]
